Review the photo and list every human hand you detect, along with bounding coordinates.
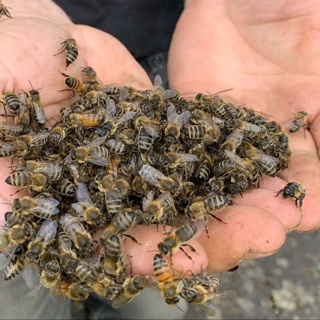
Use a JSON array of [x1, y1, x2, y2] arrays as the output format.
[[166, 0, 320, 273]]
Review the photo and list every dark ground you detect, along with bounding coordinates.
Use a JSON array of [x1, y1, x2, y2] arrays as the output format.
[[184, 229, 320, 319]]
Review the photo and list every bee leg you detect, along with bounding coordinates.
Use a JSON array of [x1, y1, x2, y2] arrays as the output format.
[[122, 233, 141, 245], [179, 246, 195, 263], [208, 213, 227, 224], [180, 244, 198, 260], [296, 198, 303, 210], [275, 189, 283, 197]]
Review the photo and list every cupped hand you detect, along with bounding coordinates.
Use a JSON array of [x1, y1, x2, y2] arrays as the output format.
[[167, 0, 320, 273]]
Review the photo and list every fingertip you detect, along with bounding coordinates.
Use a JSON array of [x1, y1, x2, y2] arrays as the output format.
[[198, 205, 286, 273]]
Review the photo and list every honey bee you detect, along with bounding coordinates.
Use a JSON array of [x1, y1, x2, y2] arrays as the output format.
[[28, 88, 46, 126], [72, 183, 106, 227], [3, 211, 26, 227], [81, 65, 102, 89], [112, 275, 150, 309], [52, 178, 77, 197], [55, 38, 78, 68], [19, 131, 50, 148], [142, 191, 176, 225], [60, 72, 88, 96], [102, 233, 125, 278], [289, 111, 309, 134], [40, 260, 61, 288], [275, 181, 306, 210], [158, 224, 197, 261], [159, 152, 198, 170], [100, 210, 137, 246], [74, 259, 100, 284], [70, 136, 109, 166], [56, 231, 79, 275], [224, 119, 262, 134], [85, 90, 109, 108], [180, 273, 233, 317], [0, 121, 23, 138], [26, 219, 58, 262], [220, 129, 244, 153], [242, 141, 278, 176], [153, 253, 180, 305], [187, 193, 233, 229], [14, 93, 31, 127], [0, 141, 25, 158], [1, 90, 20, 112], [56, 280, 91, 301], [24, 160, 63, 181], [5, 171, 49, 192], [59, 213, 93, 254], [138, 164, 179, 195], [164, 104, 191, 143], [0, 223, 34, 247], [195, 90, 232, 118], [49, 123, 69, 145], [11, 196, 59, 219], [106, 139, 128, 155], [131, 175, 148, 197], [0, 2, 11, 18], [105, 190, 123, 217], [3, 247, 29, 281], [224, 150, 260, 185]]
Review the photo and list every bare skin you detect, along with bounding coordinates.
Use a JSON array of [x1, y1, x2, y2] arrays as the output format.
[[0, 0, 319, 277]]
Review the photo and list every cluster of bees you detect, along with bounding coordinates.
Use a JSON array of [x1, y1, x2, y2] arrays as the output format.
[[0, 8, 308, 316]]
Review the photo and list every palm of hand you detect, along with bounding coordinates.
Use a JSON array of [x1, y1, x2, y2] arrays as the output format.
[[168, 0, 320, 272]]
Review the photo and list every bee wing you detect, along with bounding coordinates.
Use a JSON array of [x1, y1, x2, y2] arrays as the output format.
[[31, 206, 59, 216], [1, 143, 18, 152], [166, 104, 177, 118], [0, 245, 17, 270], [154, 74, 163, 87], [35, 198, 59, 207], [142, 190, 155, 211], [139, 165, 165, 186], [141, 123, 159, 139], [116, 111, 136, 126], [177, 153, 199, 163], [76, 183, 93, 205], [0, 122, 23, 132], [32, 103, 46, 124], [119, 87, 129, 101], [84, 136, 107, 148], [22, 264, 39, 290], [33, 163, 62, 176], [38, 219, 58, 244], [179, 111, 191, 125], [163, 89, 178, 100], [224, 150, 246, 169], [198, 301, 217, 318], [31, 132, 50, 144], [87, 156, 109, 167], [105, 99, 117, 119]]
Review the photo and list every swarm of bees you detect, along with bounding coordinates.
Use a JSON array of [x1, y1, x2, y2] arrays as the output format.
[[0, 29, 307, 316]]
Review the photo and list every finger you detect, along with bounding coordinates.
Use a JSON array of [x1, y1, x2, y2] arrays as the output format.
[[277, 131, 320, 232], [197, 205, 286, 273], [123, 225, 208, 276], [234, 186, 302, 231]]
